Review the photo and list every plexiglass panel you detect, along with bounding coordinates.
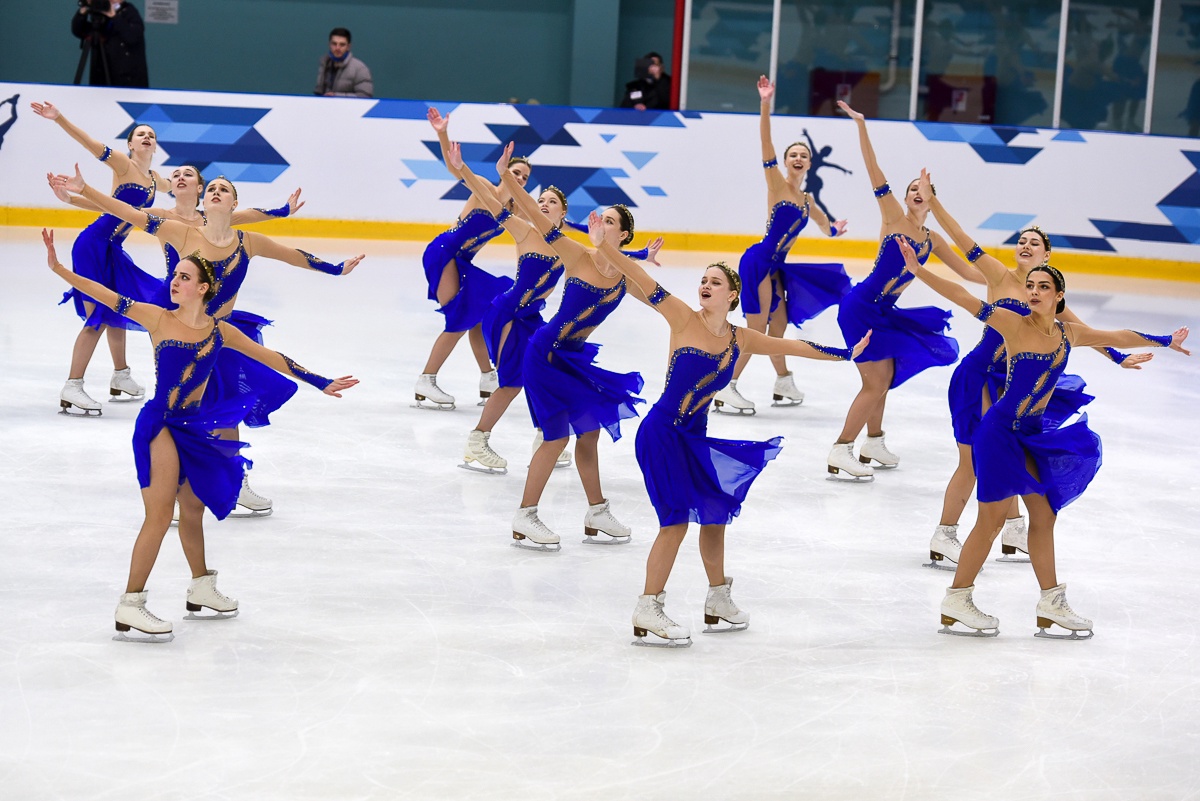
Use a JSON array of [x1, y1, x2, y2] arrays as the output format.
[[1150, 0, 1200, 137], [776, 1, 915, 121], [1061, 0, 1155, 132], [685, 0, 774, 112]]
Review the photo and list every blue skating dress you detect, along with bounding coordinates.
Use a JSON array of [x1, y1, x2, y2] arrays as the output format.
[[61, 167, 164, 331], [483, 251, 564, 388], [837, 232, 959, 388], [159, 232, 297, 428], [948, 297, 1093, 444], [129, 309, 254, 520], [423, 208, 515, 333], [523, 276, 644, 441], [738, 200, 851, 325], [971, 307, 1101, 514], [634, 305, 783, 527]]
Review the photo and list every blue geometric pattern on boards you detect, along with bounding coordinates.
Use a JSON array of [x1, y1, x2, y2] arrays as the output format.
[[399, 103, 696, 207], [117, 102, 289, 183], [1090, 150, 1200, 245], [364, 99, 461, 119], [1052, 130, 1087, 142], [914, 121, 1042, 164], [979, 212, 1036, 231], [642, 186, 667, 197]]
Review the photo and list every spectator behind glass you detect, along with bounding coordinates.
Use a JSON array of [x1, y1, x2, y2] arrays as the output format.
[[70, 0, 149, 88], [315, 27, 374, 98], [620, 52, 672, 111]]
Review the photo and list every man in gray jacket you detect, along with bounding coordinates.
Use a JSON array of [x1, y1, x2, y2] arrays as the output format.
[[315, 27, 374, 98]]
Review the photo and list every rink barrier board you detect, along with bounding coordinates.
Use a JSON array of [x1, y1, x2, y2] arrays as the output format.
[[5, 205, 1197, 284]]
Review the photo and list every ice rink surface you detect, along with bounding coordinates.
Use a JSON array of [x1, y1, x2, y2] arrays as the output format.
[[1, 226, 1198, 800]]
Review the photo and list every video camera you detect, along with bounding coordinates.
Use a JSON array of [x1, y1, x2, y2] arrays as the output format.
[[78, 0, 111, 24]]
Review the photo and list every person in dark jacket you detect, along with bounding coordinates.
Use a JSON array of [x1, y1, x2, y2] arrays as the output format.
[[314, 27, 374, 98], [71, 1, 149, 88], [620, 52, 672, 111]]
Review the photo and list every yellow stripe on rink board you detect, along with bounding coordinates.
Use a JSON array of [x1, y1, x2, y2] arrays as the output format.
[[5, 206, 1197, 283]]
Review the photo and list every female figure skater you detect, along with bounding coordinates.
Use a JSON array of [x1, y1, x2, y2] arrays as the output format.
[[827, 101, 982, 479], [414, 108, 524, 411], [496, 162, 646, 551], [588, 218, 869, 646], [32, 100, 170, 414], [897, 239, 1189, 638], [920, 171, 1146, 568], [715, 76, 851, 415], [446, 143, 567, 473], [40, 229, 357, 643]]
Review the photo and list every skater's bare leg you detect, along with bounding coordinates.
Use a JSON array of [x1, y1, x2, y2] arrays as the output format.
[[105, 325, 129, 371], [837, 359, 893, 443], [731, 276, 773, 380], [476, 386, 520, 432], [766, 291, 790, 375], [866, 388, 888, 438], [574, 430, 604, 506], [69, 314, 104, 378], [176, 481, 208, 579], [421, 260, 467, 375], [698, 524, 727, 586], [939, 443, 976, 526], [643, 523, 689, 595], [126, 430, 181, 593], [521, 436, 566, 507], [1022, 492, 1058, 590], [467, 325, 492, 372], [951, 499, 1008, 589]]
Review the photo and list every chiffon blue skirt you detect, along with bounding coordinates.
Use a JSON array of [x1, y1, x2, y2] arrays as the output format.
[[738, 242, 851, 325], [973, 411, 1103, 514], [635, 405, 783, 527], [949, 365, 1094, 446], [523, 337, 644, 442], [133, 396, 255, 521], [201, 311, 298, 428], [422, 241, 514, 334], [61, 229, 163, 331], [483, 300, 541, 389], [837, 291, 959, 388]]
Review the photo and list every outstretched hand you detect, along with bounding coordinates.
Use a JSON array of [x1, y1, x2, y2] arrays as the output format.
[[1170, 326, 1191, 355], [426, 107, 449, 133], [1120, 351, 1154, 370], [586, 210, 606, 247], [287, 188, 305, 216], [446, 141, 465, 172], [42, 228, 61, 269], [918, 168, 934, 200], [757, 75, 775, 102], [323, 376, 360, 397], [47, 171, 72, 204], [340, 254, 366, 275], [836, 100, 864, 122], [645, 236, 665, 266], [50, 163, 86, 195], [30, 101, 60, 121], [831, 219, 849, 237], [851, 330, 872, 359], [495, 141, 514, 179], [897, 238, 921, 274]]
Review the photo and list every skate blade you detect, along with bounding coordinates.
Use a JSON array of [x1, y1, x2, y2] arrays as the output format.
[[711, 404, 755, 416], [859, 458, 898, 469], [183, 609, 239, 621], [701, 621, 749, 634], [1034, 621, 1093, 640], [581, 531, 631, 545], [59, 406, 102, 417], [112, 630, 174, 644], [631, 634, 692, 648], [996, 553, 1031, 563], [770, 398, 803, 407], [511, 538, 561, 553], [938, 620, 999, 638], [108, 393, 145, 403], [825, 469, 874, 482], [458, 462, 507, 476], [923, 559, 957, 571], [227, 507, 273, 519], [412, 398, 456, 411]]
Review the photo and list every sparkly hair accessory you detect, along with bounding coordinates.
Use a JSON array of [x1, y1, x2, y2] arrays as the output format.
[[1028, 262, 1065, 294], [211, 175, 238, 200], [183, 251, 217, 286], [1019, 225, 1052, 253], [542, 185, 568, 212], [710, 261, 741, 296], [783, 141, 811, 160], [507, 155, 531, 170], [611, 204, 635, 243]]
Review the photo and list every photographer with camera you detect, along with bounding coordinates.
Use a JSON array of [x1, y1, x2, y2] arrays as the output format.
[[71, 0, 149, 88], [619, 52, 672, 111]]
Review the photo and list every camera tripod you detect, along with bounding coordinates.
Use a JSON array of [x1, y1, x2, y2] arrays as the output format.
[[73, 18, 111, 86]]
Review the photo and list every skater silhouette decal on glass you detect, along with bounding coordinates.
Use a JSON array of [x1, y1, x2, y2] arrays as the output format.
[[801, 129, 851, 222], [0, 94, 18, 150]]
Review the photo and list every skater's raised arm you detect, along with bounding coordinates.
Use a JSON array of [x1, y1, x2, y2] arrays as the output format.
[[590, 212, 689, 329], [928, 230, 986, 285], [231, 188, 305, 225], [739, 326, 869, 361], [32, 102, 127, 165], [445, 143, 546, 249], [218, 322, 359, 397], [837, 100, 905, 226], [757, 77, 784, 191], [1054, 304, 1148, 369], [59, 167, 197, 251], [898, 238, 994, 323], [427, 107, 462, 180], [48, 171, 102, 213], [1063, 322, 1190, 354], [41, 228, 163, 332], [243, 230, 363, 275]]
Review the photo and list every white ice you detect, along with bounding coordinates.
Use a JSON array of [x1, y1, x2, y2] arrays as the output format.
[[1, 226, 1199, 800]]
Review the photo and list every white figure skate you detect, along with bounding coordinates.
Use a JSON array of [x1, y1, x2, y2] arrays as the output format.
[[997, 516, 1030, 563], [511, 505, 561, 552], [1034, 584, 1094, 640], [858, 433, 898, 468], [926, 524, 962, 570], [531, 429, 572, 469], [60, 378, 102, 417], [114, 591, 174, 643], [939, 585, 999, 637], [582, 499, 631, 545], [826, 442, 874, 480], [413, 373, 455, 410], [461, 429, 508, 474], [184, 569, 239, 621], [109, 367, 145, 402], [169, 500, 181, 529], [632, 592, 692, 647], [229, 474, 272, 518], [771, 372, 804, 407], [478, 369, 498, 406], [703, 577, 749, 633], [712, 380, 755, 415]]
